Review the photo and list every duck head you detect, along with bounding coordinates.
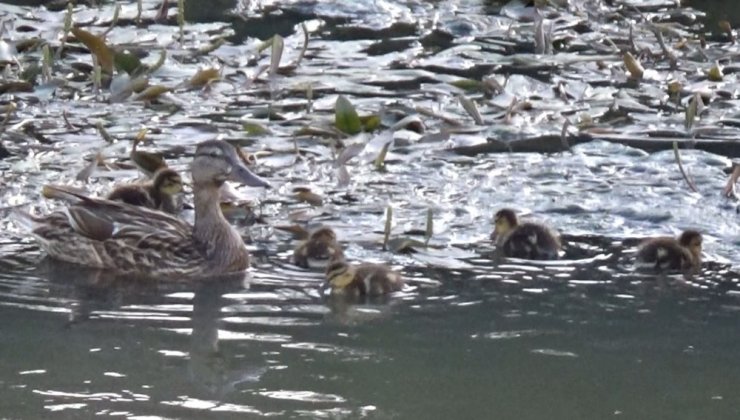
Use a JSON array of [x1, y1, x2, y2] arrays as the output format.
[[491, 208, 519, 243], [191, 140, 271, 189], [152, 167, 184, 195], [679, 229, 703, 262]]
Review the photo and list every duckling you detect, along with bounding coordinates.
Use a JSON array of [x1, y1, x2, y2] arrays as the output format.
[[107, 167, 183, 214], [323, 258, 404, 297], [293, 226, 344, 268], [490, 208, 560, 260], [635, 230, 702, 271]]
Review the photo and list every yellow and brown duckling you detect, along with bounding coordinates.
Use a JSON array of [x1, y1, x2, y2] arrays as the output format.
[[323, 258, 404, 297], [107, 167, 183, 214], [293, 226, 344, 268], [635, 230, 703, 271], [490, 208, 561, 260]]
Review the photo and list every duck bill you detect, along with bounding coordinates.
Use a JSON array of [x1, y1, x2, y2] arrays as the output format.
[[229, 163, 271, 189]]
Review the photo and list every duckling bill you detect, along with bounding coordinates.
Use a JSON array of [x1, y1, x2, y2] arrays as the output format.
[[491, 208, 560, 260], [635, 230, 702, 271], [107, 167, 183, 214], [323, 259, 404, 297], [293, 226, 344, 268]]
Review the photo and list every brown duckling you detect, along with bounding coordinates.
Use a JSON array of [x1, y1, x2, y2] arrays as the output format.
[[490, 208, 561, 260], [107, 167, 183, 214], [323, 258, 404, 297], [635, 230, 702, 271], [293, 226, 344, 268]]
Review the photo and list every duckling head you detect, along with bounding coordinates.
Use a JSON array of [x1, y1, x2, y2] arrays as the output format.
[[310, 226, 337, 243], [491, 208, 519, 243], [153, 168, 184, 195], [325, 259, 355, 290], [191, 140, 271, 189], [679, 229, 703, 262]]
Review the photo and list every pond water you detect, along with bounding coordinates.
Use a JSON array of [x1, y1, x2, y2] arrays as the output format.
[[0, 0, 739, 418]]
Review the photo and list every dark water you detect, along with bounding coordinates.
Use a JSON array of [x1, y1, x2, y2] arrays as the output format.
[[1, 0, 739, 418]]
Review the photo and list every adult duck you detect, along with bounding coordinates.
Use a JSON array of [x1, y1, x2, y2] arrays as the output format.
[[15, 140, 271, 278]]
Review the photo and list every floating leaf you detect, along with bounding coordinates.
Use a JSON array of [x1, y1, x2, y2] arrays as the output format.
[[71, 27, 114, 74], [293, 187, 323, 206], [337, 164, 350, 186], [134, 85, 170, 101], [76, 151, 104, 182], [187, 67, 220, 89], [390, 115, 425, 133], [96, 122, 115, 144], [243, 120, 271, 136], [708, 61, 723, 81], [450, 79, 484, 91], [359, 114, 381, 132], [383, 205, 392, 251], [388, 237, 426, 253], [335, 95, 362, 135], [374, 141, 391, 170], [114, 51, 144, 75], [0, 81, 33, 94], [109, 73, 133, 102], [673, 141, 698, 192], [269, 34, 284, 77], [424, 208, 433, 246], [623, 51, 643, 79], [274, 224, 310, 240], [458, 94, 483, 125]]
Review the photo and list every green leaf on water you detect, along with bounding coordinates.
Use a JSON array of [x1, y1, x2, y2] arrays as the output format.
[[114, 51, 144, 76], [335, 95, 362, 135], [243, 121, 271, 136], [360, 114, 381, 132]]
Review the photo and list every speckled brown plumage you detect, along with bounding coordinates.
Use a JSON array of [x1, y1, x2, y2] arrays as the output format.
[[324, 259, 404, 297], [491, 208, 560, 260], [636, 230, 702, 271], [107, 167, 182, 214], [293, 226, 344, 268], [16, 140, 270, 278]]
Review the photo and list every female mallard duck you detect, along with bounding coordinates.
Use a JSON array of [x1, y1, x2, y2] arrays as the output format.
[[107, 167, 183, 214], [322, 258, 404, 297], [293, 226, 344, 268], [490, 208, 560, 260], [15, 140, 271, 278], [635, 230, 702, 271]]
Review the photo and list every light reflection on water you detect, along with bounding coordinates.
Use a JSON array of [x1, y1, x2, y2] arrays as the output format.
[[0, 0, 738, 418]]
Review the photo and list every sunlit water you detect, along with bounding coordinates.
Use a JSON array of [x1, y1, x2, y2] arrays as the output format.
[[0, 0, 739, 418]]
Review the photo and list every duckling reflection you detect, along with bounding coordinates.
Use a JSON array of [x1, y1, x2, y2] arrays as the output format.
[[490, 208, 561, 260], [635, 230, 703, 272], [41, 263, 268, 398]]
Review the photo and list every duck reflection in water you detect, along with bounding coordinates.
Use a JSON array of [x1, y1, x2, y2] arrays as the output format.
[[40, 263, 268, 398]]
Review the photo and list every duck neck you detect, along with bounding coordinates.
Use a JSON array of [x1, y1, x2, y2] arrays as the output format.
[[193, 182, 226, 236]]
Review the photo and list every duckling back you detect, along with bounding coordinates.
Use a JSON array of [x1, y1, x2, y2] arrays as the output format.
[[499, 223, 560, 260], [636, 237, 697, 270]]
